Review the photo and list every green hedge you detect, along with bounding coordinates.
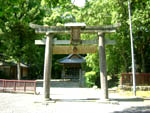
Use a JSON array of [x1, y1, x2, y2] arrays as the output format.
[[85, 71, 100, 87]]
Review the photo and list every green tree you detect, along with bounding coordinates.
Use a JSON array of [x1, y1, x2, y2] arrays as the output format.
[[72, 0, 150, 87], [0, 0, 45, 79], [110, 0, 150, 73], [2, 23, 37, 79], [0, 0, 74, 80]]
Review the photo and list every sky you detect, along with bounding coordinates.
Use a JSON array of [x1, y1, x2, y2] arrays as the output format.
[[71, 0, 86, 7]]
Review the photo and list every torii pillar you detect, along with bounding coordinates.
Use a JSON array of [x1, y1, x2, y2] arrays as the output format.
[[98, 33, 108, 100], [43, 32, 53, 100]]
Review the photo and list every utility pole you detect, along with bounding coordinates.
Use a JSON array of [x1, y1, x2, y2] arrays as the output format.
[[128, 0, 136, 96]]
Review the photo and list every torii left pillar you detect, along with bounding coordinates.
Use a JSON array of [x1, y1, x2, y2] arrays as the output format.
[[43, 32, 53, 100], [98, 33, 108, 100]]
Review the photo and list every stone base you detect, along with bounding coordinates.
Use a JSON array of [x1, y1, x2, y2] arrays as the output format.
[[34, 98, 56, 105], [42, 100, 56, 105], [97, 99, 119, 105], [44, 98, 55, 102]]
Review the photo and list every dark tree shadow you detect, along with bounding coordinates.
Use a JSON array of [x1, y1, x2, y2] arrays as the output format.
[[112, 105, 150, 113], [54, 98, 100, 102], [110, 97, 144, 102]]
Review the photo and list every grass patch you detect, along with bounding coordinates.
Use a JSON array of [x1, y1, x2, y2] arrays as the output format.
[[118, 90, 150, 98]]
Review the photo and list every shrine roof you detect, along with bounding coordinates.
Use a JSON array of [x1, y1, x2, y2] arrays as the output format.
[[58, 54, 86, 64]]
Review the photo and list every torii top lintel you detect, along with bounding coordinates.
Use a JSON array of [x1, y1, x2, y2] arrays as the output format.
[[29, 23, 120, 34], [30, 23, 120, 54]]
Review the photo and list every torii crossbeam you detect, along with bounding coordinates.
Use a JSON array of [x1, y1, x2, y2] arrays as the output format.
[[30, 23, 120, 101]]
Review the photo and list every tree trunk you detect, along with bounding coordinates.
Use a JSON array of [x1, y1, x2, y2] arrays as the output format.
[[17, 61, 21, 80], [141, 53, 146, 73], [122, 55, 128, 72]]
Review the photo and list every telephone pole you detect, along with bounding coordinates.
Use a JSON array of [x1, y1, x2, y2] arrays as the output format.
[[128, 0, 136, 96]]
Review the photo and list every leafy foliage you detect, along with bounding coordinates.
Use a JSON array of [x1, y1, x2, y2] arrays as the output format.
[[0, 0, 150, 84], [85, 71, 97, 87], [75, 0, 150, 87], [2, 23, 34, 61]]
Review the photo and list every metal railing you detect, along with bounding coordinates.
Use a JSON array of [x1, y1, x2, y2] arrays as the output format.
[[0, 79, 36, 94]]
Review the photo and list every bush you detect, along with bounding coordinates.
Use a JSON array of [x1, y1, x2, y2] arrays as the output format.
[[108, 74, 119, 88], [85, 71, 100, 87], [85, 71, 119, 88]]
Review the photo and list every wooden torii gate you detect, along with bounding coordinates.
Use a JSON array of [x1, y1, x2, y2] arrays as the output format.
[[30, 23, 120, 101]]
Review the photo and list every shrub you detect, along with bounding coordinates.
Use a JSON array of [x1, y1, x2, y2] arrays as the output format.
[[85, 71, 98, 87]]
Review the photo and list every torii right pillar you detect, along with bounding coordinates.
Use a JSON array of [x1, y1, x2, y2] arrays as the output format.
[[98, 32, 108, 100]]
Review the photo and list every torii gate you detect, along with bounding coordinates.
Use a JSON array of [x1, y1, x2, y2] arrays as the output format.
[[30, 23, 120, 101]]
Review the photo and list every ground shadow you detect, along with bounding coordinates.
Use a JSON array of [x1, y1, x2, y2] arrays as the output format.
[[53, 98, 100, 102], [112, 105, 150, 113], [110, 97, 144, 102], [53, 97, 144, 103]]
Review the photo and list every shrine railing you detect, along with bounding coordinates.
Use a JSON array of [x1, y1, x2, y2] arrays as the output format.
[[120, 73, 150, 86], [0, 79, 36, 94]]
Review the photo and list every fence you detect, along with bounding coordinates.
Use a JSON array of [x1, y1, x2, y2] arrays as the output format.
[[120, 73, 150, 86], [0, 79, 36, 94]]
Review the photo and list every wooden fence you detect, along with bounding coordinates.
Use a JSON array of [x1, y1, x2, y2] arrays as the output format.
[[120, 73, 150, 86], [0, 79, 36, 94]]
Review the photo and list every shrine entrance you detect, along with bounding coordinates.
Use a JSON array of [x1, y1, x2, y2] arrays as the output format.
[[30, 22, 120, 101], [58, 54, 85, 87], [64, 66, 80, 79], [58, 54, 85, 79]]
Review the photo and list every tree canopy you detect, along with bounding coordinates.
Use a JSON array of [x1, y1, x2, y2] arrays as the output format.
[[0, 0, 150, 85]]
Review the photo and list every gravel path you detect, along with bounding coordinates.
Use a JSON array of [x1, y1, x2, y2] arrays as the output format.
[[0, 80, 150, 113]]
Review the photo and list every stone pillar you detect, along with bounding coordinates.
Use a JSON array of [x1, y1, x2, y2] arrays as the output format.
[[81, 70, 85, 87], [43, 32, 53, 100], [79, 69, 85, 87], [79, 69, 82, 87], [98, 33, 108, 100], [61, 66, 65, 79]]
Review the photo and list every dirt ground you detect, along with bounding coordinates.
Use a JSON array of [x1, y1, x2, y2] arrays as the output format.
[[0, 80, 150, 113]]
